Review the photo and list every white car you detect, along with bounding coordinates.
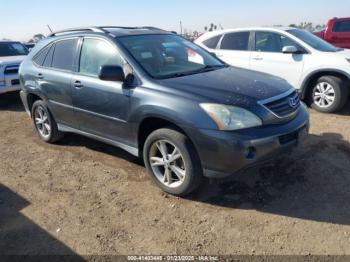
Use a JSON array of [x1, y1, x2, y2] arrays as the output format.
[[195, 27, 350, 113], [0, 41, 28, 94]]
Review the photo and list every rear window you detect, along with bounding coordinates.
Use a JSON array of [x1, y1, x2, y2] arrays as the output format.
[[202, 35, 222, 49], [333, 20, 350, 32], [51, 39, 78, 71], [0, 42, 28, 57], [220, 32, 250, 51]]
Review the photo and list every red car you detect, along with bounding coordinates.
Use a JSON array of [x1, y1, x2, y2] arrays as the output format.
[[314, 17, 350, 49]]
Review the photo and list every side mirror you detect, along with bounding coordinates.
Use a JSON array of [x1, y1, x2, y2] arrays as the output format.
[[99, 65, 125, 82], [282, 46, 299, 54]]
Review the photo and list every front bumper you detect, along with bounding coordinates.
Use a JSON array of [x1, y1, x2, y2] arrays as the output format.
[[186, 104, 310, 178], [0, 74, 21, 94]]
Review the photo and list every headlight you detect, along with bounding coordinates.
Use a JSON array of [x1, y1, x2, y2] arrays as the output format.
[[200, 103, 262, 130]]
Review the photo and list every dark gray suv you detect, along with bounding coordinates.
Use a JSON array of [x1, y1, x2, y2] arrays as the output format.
[[19, 27, 309, 196]]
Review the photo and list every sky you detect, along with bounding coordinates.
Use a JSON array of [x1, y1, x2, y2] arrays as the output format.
[[1, 0, 349, 41]]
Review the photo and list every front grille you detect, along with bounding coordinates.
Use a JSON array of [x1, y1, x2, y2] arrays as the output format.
[[262, 91, 300, 118], [4, 66, 19, 75]]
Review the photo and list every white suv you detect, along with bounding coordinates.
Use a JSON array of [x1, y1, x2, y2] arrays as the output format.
[[195, 27, 350, 113], [0, 41, 28, 94]]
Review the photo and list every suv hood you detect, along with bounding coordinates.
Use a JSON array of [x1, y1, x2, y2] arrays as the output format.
[[0, 55, 26, 66], [158, 66, 293, 107]]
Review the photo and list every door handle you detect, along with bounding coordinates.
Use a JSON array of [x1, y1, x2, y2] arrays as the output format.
[[253, 56, 263, 61], [74, 80, 84, 89], [37, 73, 44, 80]]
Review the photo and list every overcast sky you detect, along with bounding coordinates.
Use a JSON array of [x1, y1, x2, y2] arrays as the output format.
[[1, 0, 349, 41]]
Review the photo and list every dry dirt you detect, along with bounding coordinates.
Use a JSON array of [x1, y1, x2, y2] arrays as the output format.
[[1, 92, 350, 256]]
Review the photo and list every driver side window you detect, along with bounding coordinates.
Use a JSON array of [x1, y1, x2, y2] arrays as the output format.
[[255, 31, 300, 53], [79, 38, 123, 77]]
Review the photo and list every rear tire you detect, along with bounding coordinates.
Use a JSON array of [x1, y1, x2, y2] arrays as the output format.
[[32, 100, 64, 143], [143, 128, 203, 196], [309, 76, 349, 113]]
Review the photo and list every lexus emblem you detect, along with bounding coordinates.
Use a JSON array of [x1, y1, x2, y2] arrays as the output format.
[[289, 96, 299, 108]]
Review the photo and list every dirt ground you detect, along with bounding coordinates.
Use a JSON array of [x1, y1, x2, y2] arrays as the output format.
[[1, 92, 350, 256]]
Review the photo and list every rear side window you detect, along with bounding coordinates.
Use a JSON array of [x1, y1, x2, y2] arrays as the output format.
[[220, 32, 250, 51], [51, 39, 78, 71], [43, 44, 55, 67], [33, 45, 51, 66], [202, 35, 222, 49], [333, 21, 350, 32], [79, 38, 123, 77]]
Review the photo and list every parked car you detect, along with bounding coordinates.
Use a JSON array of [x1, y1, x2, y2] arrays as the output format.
[[195, 27, 350, 113], [19, 26, 309, 196], [313, 17, 350, 49], [23, 43, 36, 51], [0, 41, 29, 94]]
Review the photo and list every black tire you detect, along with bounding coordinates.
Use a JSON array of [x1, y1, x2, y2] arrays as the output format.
[[31, 100, 64, 143], [309, 76, 349, 113], [143, 128, 203, 196]]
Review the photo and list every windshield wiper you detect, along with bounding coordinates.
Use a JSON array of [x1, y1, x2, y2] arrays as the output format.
[[162, 64, 227, 79]]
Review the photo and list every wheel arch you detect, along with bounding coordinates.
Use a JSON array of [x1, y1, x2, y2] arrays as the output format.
[[137, 115, 194, 158], [300, 69, 350, 100]]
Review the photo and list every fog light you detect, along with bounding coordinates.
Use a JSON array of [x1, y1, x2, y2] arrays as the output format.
[[245, 146, 256, 160]]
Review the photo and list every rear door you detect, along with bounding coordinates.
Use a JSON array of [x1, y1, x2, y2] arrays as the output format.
[[36, 38, 79, 127], [72, 37, 131, 143], [330, 20, 350, 49], [214, 31, 251, 69], [250, 31, 305, 88]]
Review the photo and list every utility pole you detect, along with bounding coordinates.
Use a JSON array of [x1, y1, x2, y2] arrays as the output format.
[[180, 21, 183, 35]]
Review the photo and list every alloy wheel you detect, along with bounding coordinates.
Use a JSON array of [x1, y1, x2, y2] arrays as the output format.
[[34, 106, 51, 138], [149, 139, 186, 188], [313, 82, 336, 108]]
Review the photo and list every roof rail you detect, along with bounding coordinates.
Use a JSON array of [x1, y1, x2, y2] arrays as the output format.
[[48, 26, 167, 37], [48, 27, 107, 37]]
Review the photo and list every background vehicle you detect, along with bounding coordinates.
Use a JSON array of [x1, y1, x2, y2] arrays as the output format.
[[19, 26, 309, 196], [313, 17, 350, 49], [195, 27, 350, 113], [0, 41, 28, 94]]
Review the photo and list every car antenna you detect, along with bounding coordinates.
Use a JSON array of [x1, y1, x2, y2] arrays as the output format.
[[47, 24, 53, 33]]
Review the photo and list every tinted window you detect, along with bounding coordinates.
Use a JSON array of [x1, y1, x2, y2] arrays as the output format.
[[51, 39, 78, 71], [79, 38, 123, 77], [255, 31, 302, 53], [333, 21, 350, 32], [43, 44, 55, 67], [202, 35, 222, 49], [33, 45, 51, 66], [220, 32, 249, 51], [0, 42, 28, 57]]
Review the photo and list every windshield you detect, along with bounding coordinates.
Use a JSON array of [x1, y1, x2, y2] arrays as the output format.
[[0, 42, 29, 57], [287, 29, 339, 52], [118, 34, 225, 79]]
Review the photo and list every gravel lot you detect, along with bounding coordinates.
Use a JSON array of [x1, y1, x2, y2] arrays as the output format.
[[1, 92, 350, 256]]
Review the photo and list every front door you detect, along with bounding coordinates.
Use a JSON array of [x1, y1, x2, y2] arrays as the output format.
[[72, 37, 130, 143], [250, 31, 305, 89]]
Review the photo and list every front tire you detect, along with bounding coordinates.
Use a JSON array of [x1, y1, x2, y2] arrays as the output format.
[[143, 128, 203, 196], [309, 76, 349, 113], [32, 100, 64, 143]]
